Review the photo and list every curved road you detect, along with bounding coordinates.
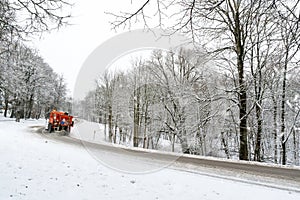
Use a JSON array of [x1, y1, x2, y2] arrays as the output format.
[[32, 126, 300, 192]]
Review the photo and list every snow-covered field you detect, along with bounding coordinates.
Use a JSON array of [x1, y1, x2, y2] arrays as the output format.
[[1, 117, 300, 200]]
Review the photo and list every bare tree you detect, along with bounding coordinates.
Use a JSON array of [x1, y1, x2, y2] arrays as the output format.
[[109, 0, 264, 160], [275, 0, 300, 165], [0, 0, 71, 39], [145, 49, 210, 153], [108, 0, 300, 162], [0, 0, 72, 120]]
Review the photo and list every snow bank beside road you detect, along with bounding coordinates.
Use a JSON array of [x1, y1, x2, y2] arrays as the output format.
[[0, 117, 300, 200], [70, 119, 183, 153]]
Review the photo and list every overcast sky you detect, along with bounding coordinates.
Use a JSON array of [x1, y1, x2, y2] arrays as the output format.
[[32, 0, 135, 96]]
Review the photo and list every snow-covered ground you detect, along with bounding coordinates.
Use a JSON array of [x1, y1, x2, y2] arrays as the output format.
[[70, 119, 182, 153], [1, 116, 300, 200]]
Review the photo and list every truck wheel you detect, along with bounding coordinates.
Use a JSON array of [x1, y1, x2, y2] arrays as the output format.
[[48, 123, 53, 133], [64, 126, 70, 136]]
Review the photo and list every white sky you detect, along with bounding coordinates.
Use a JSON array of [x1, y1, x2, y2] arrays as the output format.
[[32, 0, 139, 96], [32, 0, 190, 100]]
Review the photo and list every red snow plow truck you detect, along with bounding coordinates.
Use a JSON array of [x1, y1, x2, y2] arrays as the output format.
[[47, 110, 74, 134]]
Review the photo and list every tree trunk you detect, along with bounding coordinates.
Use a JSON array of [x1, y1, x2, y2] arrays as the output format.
[[4, 96, 9, 118], [281, 53, 288, 165], [104, 113, 107, 141], [179, 130, 189, 154], [238, 56, 248, 161], [10, 108, 15, 118], [123, 128, 126, 143], [272, 94, 278, 164], [254, 103, 262, 161], [108, 105, 113, 143], [118, 130, 122, 144], [221, 132, 230, 159], [293, 128, 298, 165], [143, 102, 149, 148], [234, 8, 248, 161], [133, 88, 140, 147], [171, 134, 175, 152], [26, 93, 34, 119], [113, 123, 117, 144]]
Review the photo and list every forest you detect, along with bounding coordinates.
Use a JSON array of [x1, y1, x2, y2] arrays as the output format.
[[1, 0, 299, 166], [76, 0, 300, 166], [0, 0, 72, 119]]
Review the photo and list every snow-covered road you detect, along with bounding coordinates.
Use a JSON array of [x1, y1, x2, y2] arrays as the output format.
[[1, 118, 300, 200]]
